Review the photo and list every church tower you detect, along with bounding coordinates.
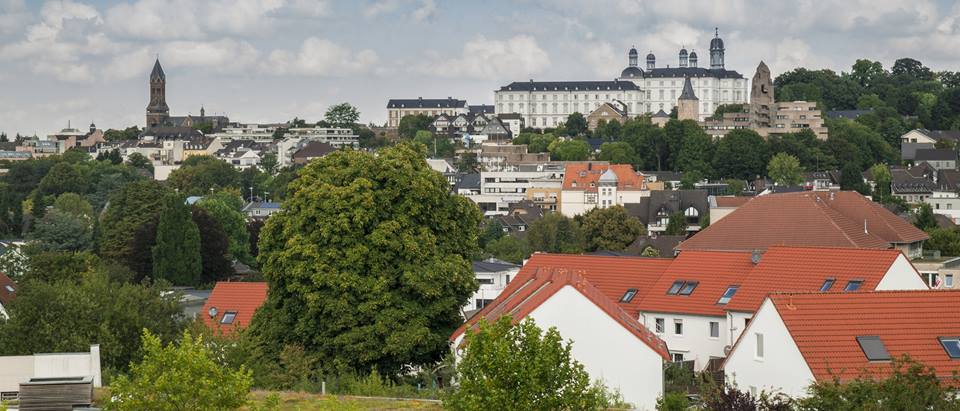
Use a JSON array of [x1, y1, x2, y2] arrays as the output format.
[[146, 58, 170, 129], [677, 77, 699, 121], [709, 28, 725, 69]]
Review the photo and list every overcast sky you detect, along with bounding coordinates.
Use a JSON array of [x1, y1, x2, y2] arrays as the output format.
[[1, 0, 958, 137]]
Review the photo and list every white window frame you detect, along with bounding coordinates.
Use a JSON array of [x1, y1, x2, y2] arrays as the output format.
[[655, 318, 664, 334], [674, 319, 683, 336], [709, 321, 720, 339], [755, 332, 764, 360]]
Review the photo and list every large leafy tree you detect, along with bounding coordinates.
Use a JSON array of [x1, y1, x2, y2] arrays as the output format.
[[250, 143, 481, 375], [166, 156, 239, 196], [674, 122, 715, 177], [526, 213, 585, 253], [597, 142, 637, 165], [196, 194, 252, 265], [564, 112, 588, 136], [577, 206, 644, 252], [38, 161, 88, 197], [549, 139, 591, 161], [914, 203, 939, 231], [445, 317, 611, 411], [713, 129, 769, 180], [107, 330, 252, 411], [323, 102, 361, 128], [0, 269, 184, 372], [152, 194, 202, 286], [99, 180, 172, 265], [484, 235, 530, 264], [397, 114, 433, 139], [28, 209, 93, 252], [192, 207, 233, 284], [767, 152, 805, 186]]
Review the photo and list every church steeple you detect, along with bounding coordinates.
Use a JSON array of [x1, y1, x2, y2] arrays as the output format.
[[146, 58, 170, 129]]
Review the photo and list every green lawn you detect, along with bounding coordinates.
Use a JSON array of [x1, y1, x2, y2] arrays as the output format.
[[243, 391, 444, 411]]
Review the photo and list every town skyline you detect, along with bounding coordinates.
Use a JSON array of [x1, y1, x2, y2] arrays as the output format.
[[1, 0, 959, 136]]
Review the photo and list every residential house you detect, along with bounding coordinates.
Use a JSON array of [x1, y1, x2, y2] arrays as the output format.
[[625, 189, 708, 235], [802, 171, 838, 191], [560, 163, 648, 216], [901, 129, 960, 145], [242, 202, 281, 220], [708, 195, 750, 223], [466, 162, 566, 213], [450, 267, 670, 410], [387, 97, 468, 128], [891, 167, 936, 204], [282, 127, 359, 149], [676, 191, 929, 258], [724, 290, 960, 398], [426, 158, 459, 186], [642, 171, 683, 189], [454, 173, 480, 196], [466, 258, 521, 313], [901, 142, 935, 162], [915, 149, 957, 170], [912, 257, 960, 289], [292, 141, 337, 166], [488, 200, 544, 233], [477, 144, 551, 172], [625, 235, 686, 257], [48, 122, 105, 151], [200, 282, 268, 335], [587, 102, 629, 131], [496, 113, 524, 136], [651, 109, 671, 127]]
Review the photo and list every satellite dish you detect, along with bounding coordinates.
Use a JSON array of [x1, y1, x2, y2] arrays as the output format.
[[208, 307, 218, 318]]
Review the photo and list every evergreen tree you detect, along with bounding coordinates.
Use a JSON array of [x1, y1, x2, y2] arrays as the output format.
[[152, 194, 202, 285]]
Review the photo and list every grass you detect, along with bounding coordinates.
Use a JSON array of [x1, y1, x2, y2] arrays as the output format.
[[243, 390, 444, 411]]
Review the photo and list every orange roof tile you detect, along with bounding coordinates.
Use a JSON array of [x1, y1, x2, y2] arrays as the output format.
[[769, 290, 960, 383], [200, 282, 268, 335], [0, 272, 15, 306], [637, 250, 756, 317], [450, 267, 670, 361], [520, 253, 673, 316], [678, 191, 928, 252], [725, 247, 917, 313], [562, 163, 645, 192], [713, 196, 751, 208]]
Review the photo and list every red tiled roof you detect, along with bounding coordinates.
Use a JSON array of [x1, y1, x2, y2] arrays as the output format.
[[200, 282, 268, 335], [0, 272, 15, 306], [520, 253, 673, 317], [637, 250, 756, 317], [450, 267, 670, 361], [562, 163, 645, 191], [678, 191, 928, 252], [769, 290, 960, 383], [713, 196, 751, 208], [725, 247, 917, 313]]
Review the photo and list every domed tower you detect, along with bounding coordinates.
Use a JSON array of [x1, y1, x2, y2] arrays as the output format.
[[628, 46, 638, 68], [646, 52, 656, 70], [146, 58, 170, 129], [689, 50, 698, 68], [679, 47, 689, 68], [710, 28, 725, 69], [620, 46, 644, 79]]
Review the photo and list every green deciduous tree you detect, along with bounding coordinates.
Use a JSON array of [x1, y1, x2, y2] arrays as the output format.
[[38, 162, 88, 196], [445, 316, 612, 411], [840, 162, 869, 194], [549, 139, 591, 161], [664, 213, 688, 236], [914, 203, 939, 231], [28, 210, 93, 252], [924, 228, 960, 256], [578, 206, 644, 252], [152, 194, 202, 285], [598, 142, 637, 165], [398, 114, 433, 139], [484, 235, 530, 264], [0, 269, 184, 372], [106, 330, 251, 411], [871, 163, 892, 201], [197, 194, 252, 265], [713, 129, 768, 180], [166, 156, 239, 196], [526, 213, 585, 253], [192, 207, 234, 284], [768, 152, 805, 186], [52, 193, 93, 218], [98, 180, 172, 265], [250, 143, 481, 376], [564, 112, 588, 136], [675, 125, 715, 177], [324, 103, 361, 128]]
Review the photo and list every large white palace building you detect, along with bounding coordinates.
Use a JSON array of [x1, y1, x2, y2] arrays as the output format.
[[494, 29, 749, 127]]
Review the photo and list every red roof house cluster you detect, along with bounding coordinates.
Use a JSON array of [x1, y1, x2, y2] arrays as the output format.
[[562, 163, 645, 192], [200, 282, 269, 334]]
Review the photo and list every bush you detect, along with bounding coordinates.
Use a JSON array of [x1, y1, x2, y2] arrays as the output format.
[[656, 392, 689, 411]]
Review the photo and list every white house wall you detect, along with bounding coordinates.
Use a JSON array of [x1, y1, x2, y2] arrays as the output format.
[[641, 312, 727, 371], [531, 286, 664, 411], [724, 299, 814, 398], [875, 254, 929, 290]]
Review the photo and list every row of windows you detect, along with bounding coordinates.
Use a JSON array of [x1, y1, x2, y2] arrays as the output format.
[[654, 317, 721, 339]]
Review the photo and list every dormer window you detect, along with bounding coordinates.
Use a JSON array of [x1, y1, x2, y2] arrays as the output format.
[[620, 288, 638, 303]]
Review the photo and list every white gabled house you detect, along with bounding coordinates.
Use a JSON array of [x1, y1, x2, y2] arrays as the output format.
[[724, 290, 960, 398], [451, 268, 670, 411]]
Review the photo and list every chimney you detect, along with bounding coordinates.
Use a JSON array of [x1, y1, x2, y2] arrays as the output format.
[[588, 162, 592, 171], [751, 250, 762, 265]]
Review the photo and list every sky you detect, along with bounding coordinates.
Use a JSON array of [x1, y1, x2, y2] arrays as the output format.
[[1, 0, 959, 137]]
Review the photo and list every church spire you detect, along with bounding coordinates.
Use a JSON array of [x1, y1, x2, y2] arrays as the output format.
[[150, 58, 165, 82], [146, 57, 169, 129]]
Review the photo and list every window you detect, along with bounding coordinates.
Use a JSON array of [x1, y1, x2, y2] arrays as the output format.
[[476, 278, 494, 285], [655, 318, 665, 333], [820, 278, 835, 292], [939, 337, 960, 358], [672, 353, 684, 362], [947, 274, 954, 288], [475, 299, 494, 309], [3, 285, 13, 293], [620, 288, 638, 303], [755, 333, 764, 359], [220, 311, 238, 325], [709, 321, 720, 338], [679, 281, 699, 296], [844, 280, 863, 292], [717, 286, 738, 305], [506, 275, 511, 284], [667, 280, 684, 295], [857, 336, 891, 361], [674, 319, 683, 336]]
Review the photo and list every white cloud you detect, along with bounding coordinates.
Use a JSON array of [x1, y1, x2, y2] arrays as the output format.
[[286, 0, 331, 17], [582, 41, 619, 77], [162, 38, 261, 71], [265, 37, 379, 76], [101, 47, 154, 80], [33, 62, 94, 83], [205, 0, 285, 35], [105, 0, 203, 40], [0, 0, 32, 36], [412, 35, 550, 80], [411, 0, 435, 22], [364, 0, 401, 18]]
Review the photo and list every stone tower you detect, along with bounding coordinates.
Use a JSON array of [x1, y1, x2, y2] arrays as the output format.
[[709, 28, 725, 69], [750, 61, 774, 127], [146, 58, 169, 128], [677, 77, 699, 121]]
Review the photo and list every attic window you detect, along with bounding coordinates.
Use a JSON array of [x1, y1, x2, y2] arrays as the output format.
[[678, 281, 699, 296], [667, 280, 684, 295], [3, 285, 13, 293], [820, 278, 835, 292], [844, 280, 863, 292], [939, 337, 960, 359], [856, 336, 891, 361], [220, 311, 238, 325], [717, 286, 738, 305], [620, 288, 638, 303]]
